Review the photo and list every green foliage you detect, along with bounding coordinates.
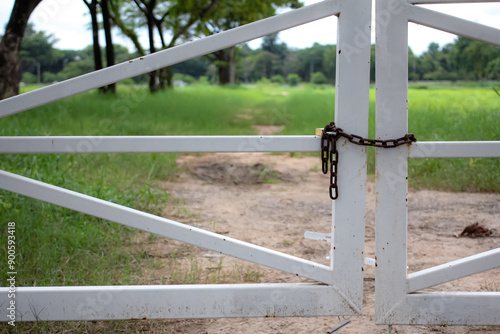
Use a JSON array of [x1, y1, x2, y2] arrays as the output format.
[[56, 58, 95, 81], [197, 76, 210, 85], [20, 23, 57, 79], [21, 72, 37, 84], [311, 71, 327, 84], [270, 74, 285, 85], [42, 71, 58, 83], [287, 73, 301, 86], [323, 45, 337, 81], [256, 77, 272, 86], [173, 73, 195, 84], [486, 58, 500, 80], [409, 37, 500, 81]]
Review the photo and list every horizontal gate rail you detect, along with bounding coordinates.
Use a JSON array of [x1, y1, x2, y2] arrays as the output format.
[[0, 170, 332, 284], [2, 138, 500, 156], [407, 249, 500, 293], [379, 293, 500, 325], [410, 141, 500, 158], [0, 284, 358, 321], [0, 0, 342, 118], [0, 135, 321, 153]]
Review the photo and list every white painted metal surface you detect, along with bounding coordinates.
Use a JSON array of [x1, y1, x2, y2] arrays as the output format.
[[0, 0, 372, 322], [410, 141, 500, 158], [331, 0, 371, 313], [379, 294, 500, 325], [1, 284, 358, 321], [0, 136, 321, 153], [407, 249, 500, 293], [375, 0, 500, 326], [375, 0, 410, 323]]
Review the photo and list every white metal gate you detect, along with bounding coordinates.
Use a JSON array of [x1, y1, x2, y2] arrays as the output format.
[[375, 0, 500, 326], [0, 0, 372, 321], [2, 0, 499, 326]]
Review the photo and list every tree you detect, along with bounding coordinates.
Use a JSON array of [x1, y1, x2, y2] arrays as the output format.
[[82, 0, 116, 93], [123, 0, 218, 92], [199, 0, 301, 85], [296, 43, 327, 82], [101, 0, 116, 93], [109, 0, 145, 55], [20, 24, 57, 83], [463, 40, 500, 80], [486, 58, 500, 80], [82, 0, 104, 73], [323, 45, 337, 83], [262, 33, 288, 60], [0, 0, 42, 99]]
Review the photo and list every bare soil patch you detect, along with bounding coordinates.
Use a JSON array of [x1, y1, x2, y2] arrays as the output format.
[[136, 153, 499, 333]]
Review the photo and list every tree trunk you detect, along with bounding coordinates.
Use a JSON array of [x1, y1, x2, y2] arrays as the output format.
[[101, 0, 116, 93], [309, 61, 314, 82], [88, 2, 103, 72], [158, 67, 172, 90], [147, 14, 158, 93], [84, 0, 104, 93], [155, 19, 170, 90], [218, 65, 230, 85], [229, 46, 236, 85], [214, 49, 230, 85], [0, 0, 42, 100]]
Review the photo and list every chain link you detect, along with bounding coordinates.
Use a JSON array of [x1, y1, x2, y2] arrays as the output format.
[[321, 122, 417, 200]]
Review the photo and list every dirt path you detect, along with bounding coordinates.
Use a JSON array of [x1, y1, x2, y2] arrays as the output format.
[[138, 153, 500, 333]]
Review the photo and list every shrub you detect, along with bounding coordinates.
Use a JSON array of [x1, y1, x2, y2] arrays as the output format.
[[287, 73, 301, 86], [197, 76, 210, 85], [22, 72, 37, 84], [42, 71, 58, 83], [256, 77, 271, 86], [172, 73, 195, 85], [270, 74, 285, 85], [311, 72, 327, 85]]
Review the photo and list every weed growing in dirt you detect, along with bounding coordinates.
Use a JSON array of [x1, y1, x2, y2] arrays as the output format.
[[482, 278, 499, 292]]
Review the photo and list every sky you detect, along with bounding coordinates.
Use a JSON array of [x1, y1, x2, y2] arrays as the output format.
[[0, 0, 499, 56]]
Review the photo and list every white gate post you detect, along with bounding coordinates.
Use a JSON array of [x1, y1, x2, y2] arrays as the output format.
[[331, 0, 371, 312], [374, 0, 409, 323], [374, 0, 500, 326]]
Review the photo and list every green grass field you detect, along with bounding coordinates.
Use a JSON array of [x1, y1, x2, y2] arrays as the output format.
[[0, 83, 498, 293]]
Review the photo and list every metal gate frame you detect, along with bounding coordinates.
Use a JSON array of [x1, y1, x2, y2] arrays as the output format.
[[0, 0, 372, 321], [375, 0, 500, 325]]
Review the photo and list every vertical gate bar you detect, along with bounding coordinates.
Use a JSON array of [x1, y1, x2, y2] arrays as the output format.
[[374, 0, 410, 323], [331, 0, 371, 312]]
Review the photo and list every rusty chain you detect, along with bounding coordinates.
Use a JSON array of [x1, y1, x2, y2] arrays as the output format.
[[321, 122, 417, 200]]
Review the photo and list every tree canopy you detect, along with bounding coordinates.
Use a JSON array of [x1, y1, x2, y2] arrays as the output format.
[[3, 0, 499, 91]]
